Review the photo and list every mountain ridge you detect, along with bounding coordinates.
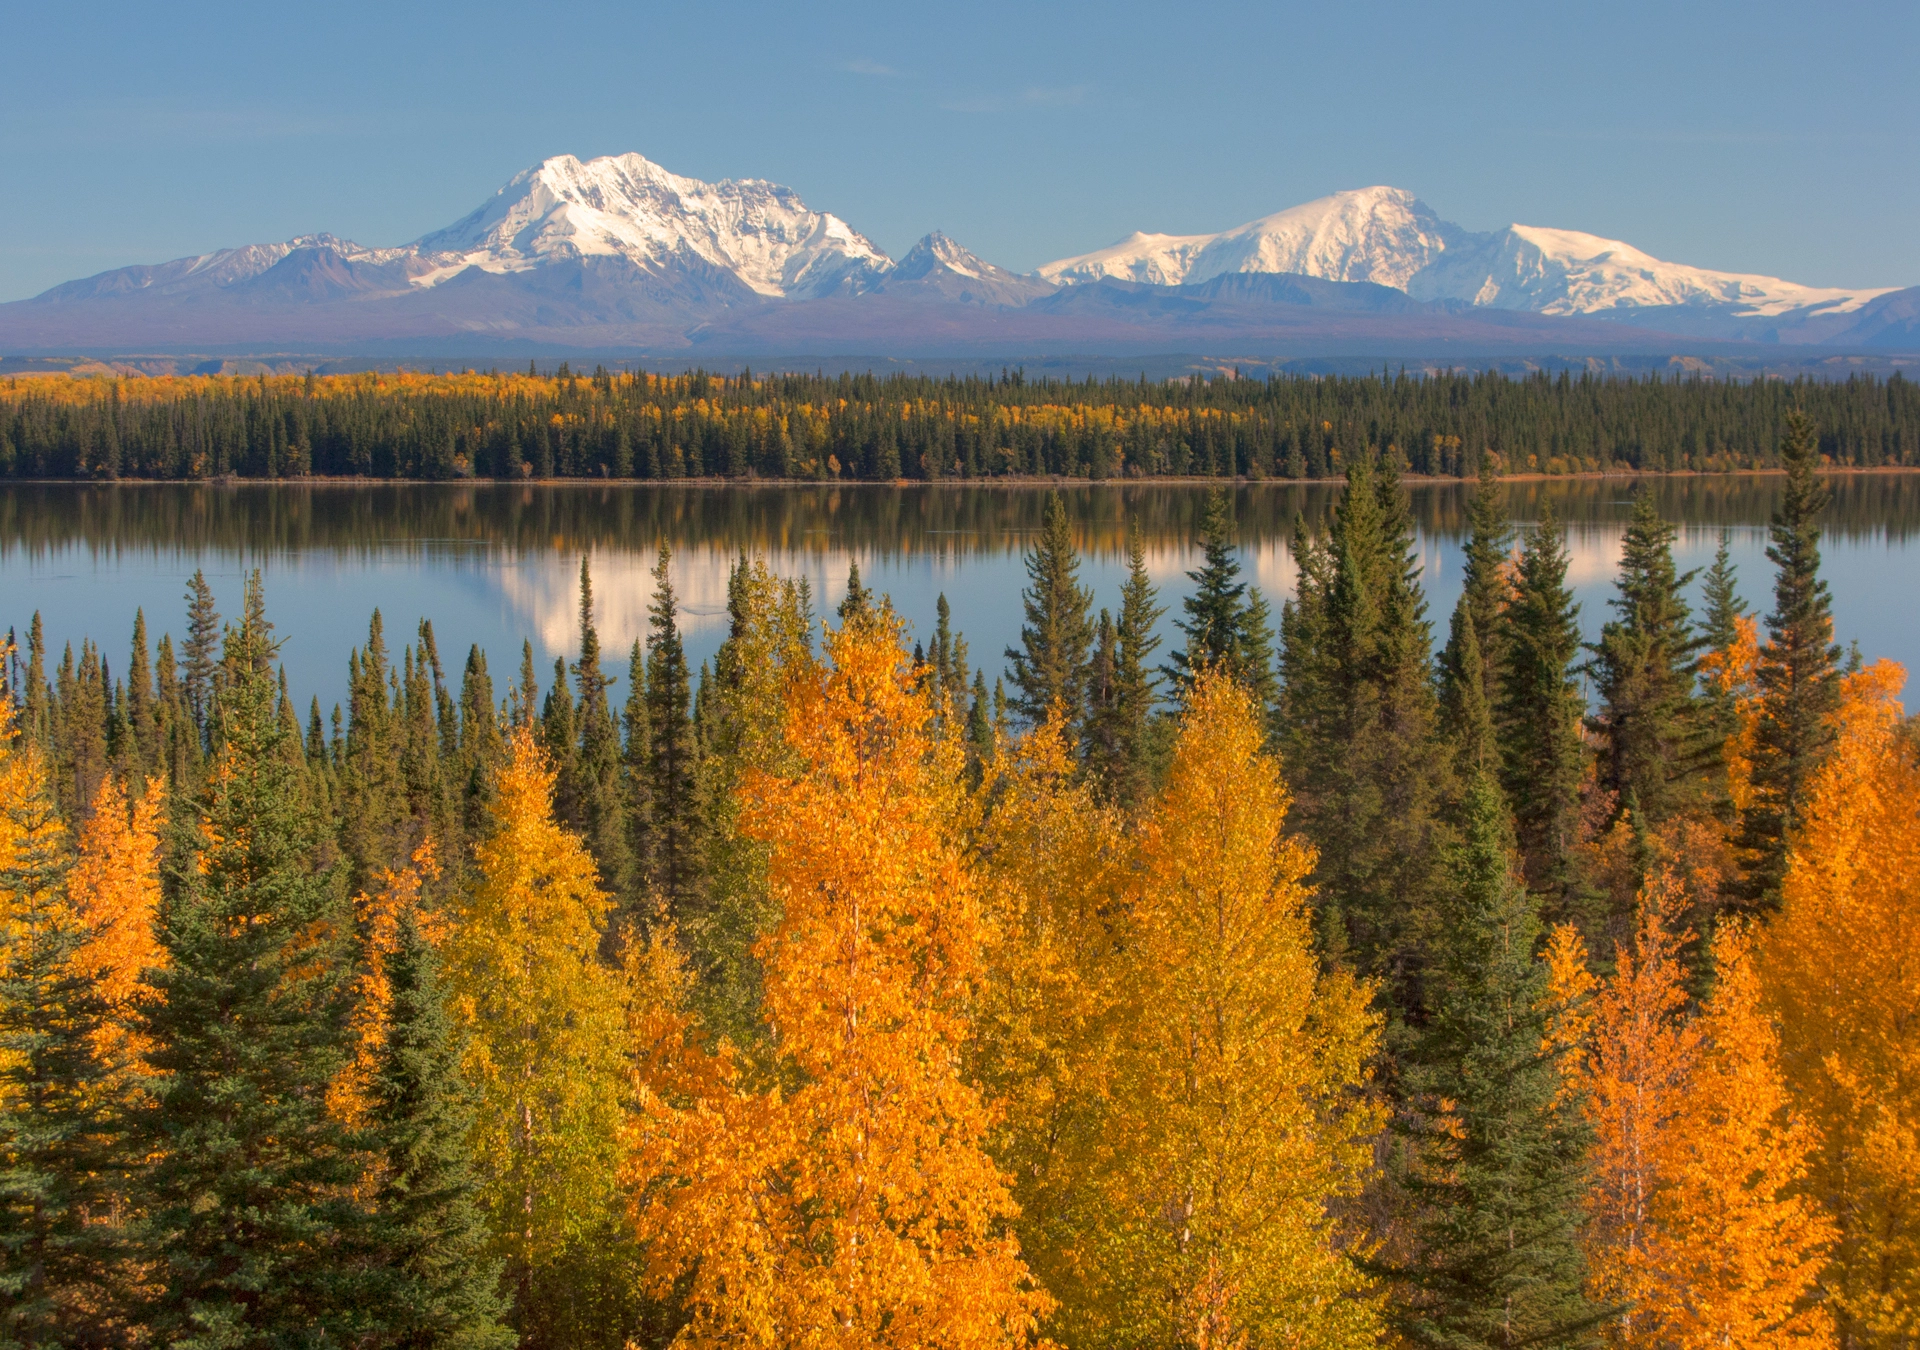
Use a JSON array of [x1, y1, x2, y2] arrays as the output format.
[[3, 152, 1912, 357]]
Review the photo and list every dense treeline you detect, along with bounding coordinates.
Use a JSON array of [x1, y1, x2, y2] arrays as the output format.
[[2, 411, 1917, 1347], [3, 365, 1918, 482]]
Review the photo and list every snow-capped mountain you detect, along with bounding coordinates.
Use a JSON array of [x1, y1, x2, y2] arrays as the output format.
[[4, 152, 1911, 358], [409, 153, 891, 299], [1037, 188, 1891, 321], [1036, 187, 1464, 291], [1406, 224, 1886, 317]]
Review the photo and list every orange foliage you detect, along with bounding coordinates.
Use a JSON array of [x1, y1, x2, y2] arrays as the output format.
[[65, 776, 166, 1067], [630, 617, 1047, 1350], [329, 839, 441, 1127], [1555, 873, 1834, 1347], [1761, 659, 1920, 1342], [1700, 612, 1762, 812]]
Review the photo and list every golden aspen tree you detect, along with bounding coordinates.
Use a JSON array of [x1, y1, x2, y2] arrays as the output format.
[[65, 775, 166, 1069], [1556, 869, 1834, 1348], [1649, 926, 1834, 1348], [968, 712, 1134, 1331], [1090, 672, 1385, 1349], [1570, 873, 1703, 1336], [631, 617, 1048, 1350], [1760, 659, 1920, 1345], [446, 727, 627, 1307]]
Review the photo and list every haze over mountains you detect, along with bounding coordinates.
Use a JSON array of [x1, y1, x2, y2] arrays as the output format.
[[3, 151, 1914, 360]]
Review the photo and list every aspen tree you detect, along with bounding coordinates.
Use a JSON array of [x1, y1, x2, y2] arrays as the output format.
[[632, 617, 1047, 1350], [1759, 659, 1919, 1345]]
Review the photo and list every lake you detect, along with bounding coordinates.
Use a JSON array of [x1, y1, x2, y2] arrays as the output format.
[[3, 476, 1917, 714]]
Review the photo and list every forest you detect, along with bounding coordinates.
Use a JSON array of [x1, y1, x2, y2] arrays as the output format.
[[1, 365, 1918, 482], [1, 409, 1916, 1349]]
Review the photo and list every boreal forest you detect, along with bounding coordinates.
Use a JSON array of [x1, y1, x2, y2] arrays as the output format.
[[2, 410, 1917, 1349], [2, 366, 1918, 480]]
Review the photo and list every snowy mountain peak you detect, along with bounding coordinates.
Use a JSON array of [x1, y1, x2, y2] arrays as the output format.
[[1408, 223, 1892, 318], [1036, 187, 1464, 290], [410, 152, 894, 298]]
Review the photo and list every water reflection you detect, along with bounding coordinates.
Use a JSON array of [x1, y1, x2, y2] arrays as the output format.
[[1, 478, 1912, 710]]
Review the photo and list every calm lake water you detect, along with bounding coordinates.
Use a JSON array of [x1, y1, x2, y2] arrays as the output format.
[[3, 476, 1917, 714]]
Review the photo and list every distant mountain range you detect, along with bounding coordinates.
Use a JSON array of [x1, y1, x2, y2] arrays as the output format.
[[3, 152, 1914, 359]]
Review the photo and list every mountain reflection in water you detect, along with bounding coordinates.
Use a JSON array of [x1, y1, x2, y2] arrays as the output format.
[[1, 477, 1914, 710]]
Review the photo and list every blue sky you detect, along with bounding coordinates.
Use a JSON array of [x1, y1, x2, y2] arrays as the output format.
[[4, 0, 1915, 302]]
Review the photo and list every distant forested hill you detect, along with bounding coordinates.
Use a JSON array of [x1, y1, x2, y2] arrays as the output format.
[[3, 366, 1916, 481]]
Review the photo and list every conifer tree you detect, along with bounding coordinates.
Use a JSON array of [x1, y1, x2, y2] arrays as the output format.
[[458, 644, 503, 836], [1084, 609, 1122, 789], [1167, 490, 1274, 704], [364, 911, 514, 1350], [1448, 456, 1511, 714], [571, 559, 631, 909], [1439, 599, 1497, 781], [620, 639, 652, 896], [1007, 491, 1094, 735], [1280, 454, 1447, 996], [181, 569, 220, 749], [1730, 410, 1841, 912], [1392, 773, 1596, 1349], [134, 579, 374, 1342], [643, 543, 698, 915], [1499, 505, 1591, 927], [343, 610, 410, 889], [0, 739, 126, 1347], [540, 657, 577, 815], [1588, 492, 1703, 826], [1106, 522, 1166, 804], [836, 558, 876, 627]]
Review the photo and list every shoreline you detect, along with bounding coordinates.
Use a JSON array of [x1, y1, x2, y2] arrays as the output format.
[[6, 465, 1918, 489]]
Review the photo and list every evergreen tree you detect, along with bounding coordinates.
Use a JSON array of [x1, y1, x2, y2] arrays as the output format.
[[571, 559, 630, 907], [133, 580, 374, 1343], [621, 640, 652, 902], [1438, 598, 1496, 781], [363, 912, 514, 1350], [540, 658, 577, 818], [644, 543, 699, 913], [1167, 490, 1246, 688], [1391, 774, 1597, 1349], [457, 645, 503, 837], [1083, 609, 1122, 787], [1697, 533, 1748, 795], [0, 751, 126, 1348], [342, 611, 410, 889], [1729, 410, 1841, 912], [836, 559, 876, 628], [1498, 505, 1591, 929], [1005, 491, 1094, 735], [1440, 458, 1509, 737], [929, 593, 970, 725], [182, 569, 220, 750], [1587, 492, 1704, 826], [1280, 454, 1448, 998], [1102, 523, 1166, 805]]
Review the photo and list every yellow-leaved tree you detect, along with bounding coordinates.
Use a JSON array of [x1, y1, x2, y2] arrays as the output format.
[[1553, 872, 1834, 1347], [630, 616, 1049, 1350], [65, 775, 167, 1076], [1760, 659, 1920, 1345], [1089, 672, 1386, 1349], [968, 712, 1134, 1336], [329, 838, 439, 1127], [446, 726, 629, 1322]]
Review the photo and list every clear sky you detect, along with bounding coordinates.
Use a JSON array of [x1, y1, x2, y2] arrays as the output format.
[[3, 0, 1914, 302]]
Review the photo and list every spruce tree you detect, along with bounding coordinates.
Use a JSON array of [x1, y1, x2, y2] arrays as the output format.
[[1697, 534, 1748, 803], [1498, 505, 1591, 929], [644, 543, 699, 914], [1005, 491, 1094, 735], [1084, 608, 1122, 784], [1440, 458, 1509, 734], [362, 913, 513, 1350], [1438, 598, 1496, 781], [621, 639, 653, 901], [1587, 492, 1704, 827], [343, 610, 410, 889], [1391, 774, 1597, 1349], [0, 762, 126, 1348], [1105, 523, 1166, 805], [836, 559, 876, 627], [1729, 410, 1841, 912], [182, 569, 220, 751], [1167, 490, 1246, 687], [571, 560, 630, 906], [133, 582, 374, 1342], [1280, 454, 1448, 998]]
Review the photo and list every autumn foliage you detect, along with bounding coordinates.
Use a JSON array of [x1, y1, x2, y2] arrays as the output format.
[[630, 617, 1048, 1349]]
